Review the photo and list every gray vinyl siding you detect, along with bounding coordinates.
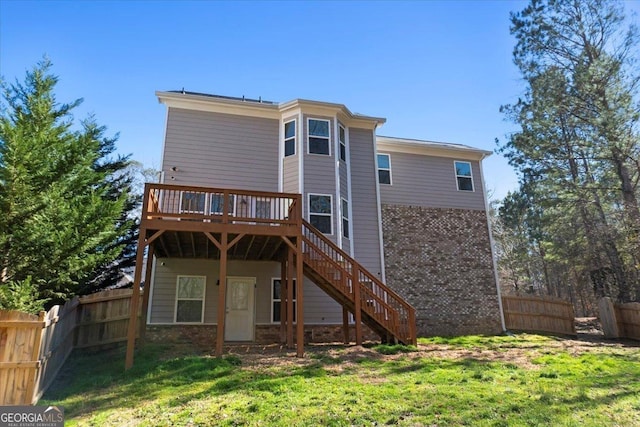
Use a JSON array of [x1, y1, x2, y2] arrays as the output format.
[[379, 152, 485, 210], [339, 163, 351, 253], [149, 259, 343, 325], [283, 156, 299, 193], [349, 128, 383, 276], [163, 108, 279, 192]]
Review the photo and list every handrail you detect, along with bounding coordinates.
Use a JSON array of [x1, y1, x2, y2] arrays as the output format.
[[301, 219, 416, 344]]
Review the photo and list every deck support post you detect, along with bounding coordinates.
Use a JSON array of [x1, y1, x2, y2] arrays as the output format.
[[139, 243, 155, 345], [279, 253, 287, 344], [342, 307, 350, 344], [287, 245, 295, 349], [125, 227, 147, 370], [353, 264, 363, 346], [215, 231, 229, 356], [296, 236, 304, 357]]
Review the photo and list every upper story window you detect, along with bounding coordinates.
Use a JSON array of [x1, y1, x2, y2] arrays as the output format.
[[284, 120, 296, 157], [175, 276, 206, 323], [454, 161, 474, 191], [377, 154, 392, 185], [309, 194, 332, 234], [341, 198, 350, 239], [308, 119, 330, 155], [339, 125, 347, 162]]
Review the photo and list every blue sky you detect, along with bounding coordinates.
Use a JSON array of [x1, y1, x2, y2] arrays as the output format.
[[2, 1, 637, 200]]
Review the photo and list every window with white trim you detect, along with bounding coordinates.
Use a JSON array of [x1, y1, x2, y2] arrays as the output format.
[[308, 118, 330, 155], [272, 278, 297, 323], [284, 120, 296, 157], [341, 198, 350, 239], [339, 125, 347, 162], [309, 194, 332, 234], [175, 276, 206, 323], [377, 154, 392, 185], [180, 192, 206, 214], [210, 194, 236, 216], [454, 161, 474, 191]]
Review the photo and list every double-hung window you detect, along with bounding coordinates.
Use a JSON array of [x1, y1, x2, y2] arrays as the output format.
[[272, 278, 297, 322], [284, 120, 296, 157], [309, 194, 332, 234], [308, 119, 330, 155], [339, 125, 347, 162], [377, 154, 392, 185], [175, 276, 206, 323], [454, 161, 474, 191], [180, 192, 206, 214], [341, 198, 350, 239]]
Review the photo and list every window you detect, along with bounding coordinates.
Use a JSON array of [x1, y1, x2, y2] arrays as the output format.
[[180, 192, 206, 214], [272, 278, 297, 323], [341, 198, 350, 239], [377, 154, 392, 185], [308, 118, 330, 155], [175, 276, 205, 323], [339, 125, 347, 162], [210, 194, 236, 216], [309, 194, 332, 234], [454, 161, 474, 191], [284, 120, 296, 157], [255, 199, 271, 219]]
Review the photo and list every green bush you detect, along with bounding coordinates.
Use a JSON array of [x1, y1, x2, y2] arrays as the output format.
[[0, 276, 49, 314]]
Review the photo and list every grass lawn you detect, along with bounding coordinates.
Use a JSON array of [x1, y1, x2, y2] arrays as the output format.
[[41, 334, 640, 426]]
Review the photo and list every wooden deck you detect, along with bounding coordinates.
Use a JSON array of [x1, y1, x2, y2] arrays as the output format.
[[125, 183, 417, 369]]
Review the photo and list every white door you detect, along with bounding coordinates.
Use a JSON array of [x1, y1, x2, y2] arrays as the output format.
[[224, 277, 256, 341]]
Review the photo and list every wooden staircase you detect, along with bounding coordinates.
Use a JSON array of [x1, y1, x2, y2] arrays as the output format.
[[301, 220, 417, 345]]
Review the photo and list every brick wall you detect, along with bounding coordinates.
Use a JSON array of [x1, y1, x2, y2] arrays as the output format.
[[382, 204, 503, 336]]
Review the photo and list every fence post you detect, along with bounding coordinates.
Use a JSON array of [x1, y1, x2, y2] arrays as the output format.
[[598, 297, 620, 338], [25, 311, 46, 404]]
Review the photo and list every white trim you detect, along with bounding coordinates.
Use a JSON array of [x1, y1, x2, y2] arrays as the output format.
[[174, 275, 206, 324], [298, 111, 304, 197], [270, 277, 297, 324], [373, 130, 387, 282], [345, 127, 354, 257], [146, 256, 157, 325], [278, 118, 284, 192], [307, 117, 331, 156], [335, 118, 342, 248], [376, 153, 392, 185], [308, 193, 334, 235], [159, 108, 169, 183], [148, 322, 217, 326], [479, 158, 506, 332], [454, 160, 475, 192], [377, 135, 491, 160]]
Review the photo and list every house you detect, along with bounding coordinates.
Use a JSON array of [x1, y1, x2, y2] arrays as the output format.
[[124, 91, 505, 367]]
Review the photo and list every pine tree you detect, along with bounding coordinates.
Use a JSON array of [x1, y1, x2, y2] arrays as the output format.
[[0, 59, 139, 304]]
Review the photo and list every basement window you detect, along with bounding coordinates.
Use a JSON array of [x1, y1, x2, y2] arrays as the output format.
[[175, 276, 206, 323], [308, 118, 330, 155], [272, 278, 297, 323], [454, 161, 474, 191], [309, 194, 332, 234]]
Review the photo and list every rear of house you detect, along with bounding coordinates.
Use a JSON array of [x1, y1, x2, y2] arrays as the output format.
[[143, 90, 503, 350]]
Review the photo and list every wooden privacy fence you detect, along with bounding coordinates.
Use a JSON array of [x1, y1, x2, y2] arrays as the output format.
[[0, 288, 142, 405], [502, 295, 576, 336], [599, 297, 640, 340]]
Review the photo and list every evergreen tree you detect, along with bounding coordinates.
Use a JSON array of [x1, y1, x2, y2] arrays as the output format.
[[498, 0, 640, 302], [0, 59, 139, 303]]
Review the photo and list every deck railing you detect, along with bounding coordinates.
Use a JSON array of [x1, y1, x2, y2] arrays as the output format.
[[143, 183, 301, 227]]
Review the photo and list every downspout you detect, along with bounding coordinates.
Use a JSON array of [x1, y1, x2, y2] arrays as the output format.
[[479, 154, 506, 332]]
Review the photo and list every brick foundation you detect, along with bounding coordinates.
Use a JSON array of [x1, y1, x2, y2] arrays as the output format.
[[146, 323, 379, 350], [382, 204, 503, 336]]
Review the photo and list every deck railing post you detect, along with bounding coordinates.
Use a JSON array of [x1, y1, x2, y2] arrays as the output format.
[[353, 264, 362, 346], [216, 232, 229, 356]]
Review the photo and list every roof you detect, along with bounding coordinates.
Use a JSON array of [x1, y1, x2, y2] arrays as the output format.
[[376, 135, 492, 160], [156, 90, 386, 129]]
